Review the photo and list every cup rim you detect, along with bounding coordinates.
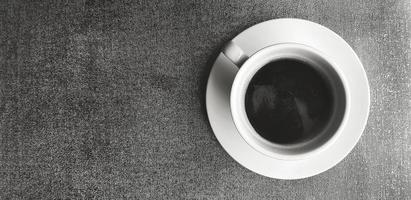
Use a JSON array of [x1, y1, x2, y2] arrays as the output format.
[[230, 42, 350, 160]]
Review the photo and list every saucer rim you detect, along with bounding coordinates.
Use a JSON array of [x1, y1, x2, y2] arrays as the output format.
[[206, 18, 370, 179]]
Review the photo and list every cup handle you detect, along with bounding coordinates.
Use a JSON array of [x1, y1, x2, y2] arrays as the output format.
[[222, 41, 249, 68]]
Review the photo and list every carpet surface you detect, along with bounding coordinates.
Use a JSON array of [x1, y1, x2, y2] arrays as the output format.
[[0, 0, 410, 199]]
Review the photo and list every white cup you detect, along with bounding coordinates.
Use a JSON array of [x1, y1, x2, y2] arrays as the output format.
[[224, 42, 349, 160]]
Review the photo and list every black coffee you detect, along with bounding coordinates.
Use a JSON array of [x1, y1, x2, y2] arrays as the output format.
[[245, 59, 334, 145]]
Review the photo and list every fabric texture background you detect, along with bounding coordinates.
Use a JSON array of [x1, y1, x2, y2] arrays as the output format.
[[0, 0, 410, 199]]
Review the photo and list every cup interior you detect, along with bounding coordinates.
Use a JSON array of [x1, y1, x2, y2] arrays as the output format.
[[230, 43, 347, 160]]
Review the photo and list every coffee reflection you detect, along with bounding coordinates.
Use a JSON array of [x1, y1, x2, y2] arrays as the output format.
[[245, 59, 334, 145]]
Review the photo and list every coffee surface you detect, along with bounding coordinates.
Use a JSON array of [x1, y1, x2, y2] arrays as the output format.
[[245, 59, 334, 144]]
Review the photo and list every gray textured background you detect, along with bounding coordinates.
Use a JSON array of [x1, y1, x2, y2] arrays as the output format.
[[0, 0, 410, 199]]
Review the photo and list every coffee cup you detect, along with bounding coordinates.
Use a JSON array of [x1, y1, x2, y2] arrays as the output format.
[[224, 42, 348, 160]]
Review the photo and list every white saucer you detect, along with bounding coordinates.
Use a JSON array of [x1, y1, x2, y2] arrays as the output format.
[[206, 18, 370, 179]]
